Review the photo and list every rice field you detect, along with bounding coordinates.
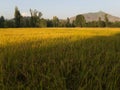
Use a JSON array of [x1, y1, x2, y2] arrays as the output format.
[[0, 28, 120, 90]]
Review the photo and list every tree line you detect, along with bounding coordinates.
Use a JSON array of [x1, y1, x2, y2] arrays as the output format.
[[0, 7, 120, 28]]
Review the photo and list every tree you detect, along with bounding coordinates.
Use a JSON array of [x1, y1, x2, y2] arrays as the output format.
[[75, 15, 86, 27], [47, 19, 53, 27], [71, 20, 75, 27], [30, 9, 42, 27], [59, 20, 66, 27], [4, 20, 15, 28], [14, 7, 22, 27], [98, 17, 102, 27], [86, 21, 98, 27], [66, 18, 71, 27], [39, 18, 47, 27], [104, 14, 109, 27], [52, 16, 59, 27], [20, 17, 31, 27], [0, 16, 5, 28], [98, 17, 105, 27]]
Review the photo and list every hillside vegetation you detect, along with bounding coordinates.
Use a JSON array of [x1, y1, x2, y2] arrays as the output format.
[[1, 7, 120, 28], [70, 11, 120, 22], [0, 28, 120, 90]]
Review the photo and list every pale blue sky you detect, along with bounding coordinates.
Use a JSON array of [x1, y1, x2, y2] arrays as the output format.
[[0, 0, 120, 19]]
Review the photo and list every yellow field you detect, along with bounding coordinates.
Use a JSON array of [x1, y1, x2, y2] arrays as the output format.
[[0, 28, 120, 45], [0, 28, 120, 89]]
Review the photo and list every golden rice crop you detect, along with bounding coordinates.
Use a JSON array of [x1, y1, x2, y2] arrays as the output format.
[[0, 28, 120, 90]]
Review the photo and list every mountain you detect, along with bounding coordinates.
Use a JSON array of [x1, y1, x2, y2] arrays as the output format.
[[70, 11, 120, 22]]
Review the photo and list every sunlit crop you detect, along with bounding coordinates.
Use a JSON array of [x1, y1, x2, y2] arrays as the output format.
[[0, 28, 120, 90]]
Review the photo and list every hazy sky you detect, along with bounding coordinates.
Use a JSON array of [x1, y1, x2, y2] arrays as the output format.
[[0, 0, 120, 19]]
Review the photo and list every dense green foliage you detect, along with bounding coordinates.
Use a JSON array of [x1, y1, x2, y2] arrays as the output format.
[[0, 16, 5, 28], [0, 28, 120, 90], [14, 7, 22, 27], [0, 7, 120, 28], [98, 17, 105, 27], [30, 9, 42, 27], [75, 15, 86, 27], [52, 16, 59, 27], [104, 14, 109, 27]]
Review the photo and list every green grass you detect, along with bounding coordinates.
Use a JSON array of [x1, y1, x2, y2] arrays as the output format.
[[0, 28, 120, 90]]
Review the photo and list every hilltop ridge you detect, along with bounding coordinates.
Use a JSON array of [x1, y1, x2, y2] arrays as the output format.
[[70, 11, 120, 22]]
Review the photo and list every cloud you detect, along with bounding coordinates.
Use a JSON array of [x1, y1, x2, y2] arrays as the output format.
[[21, 12, 30, 17]]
